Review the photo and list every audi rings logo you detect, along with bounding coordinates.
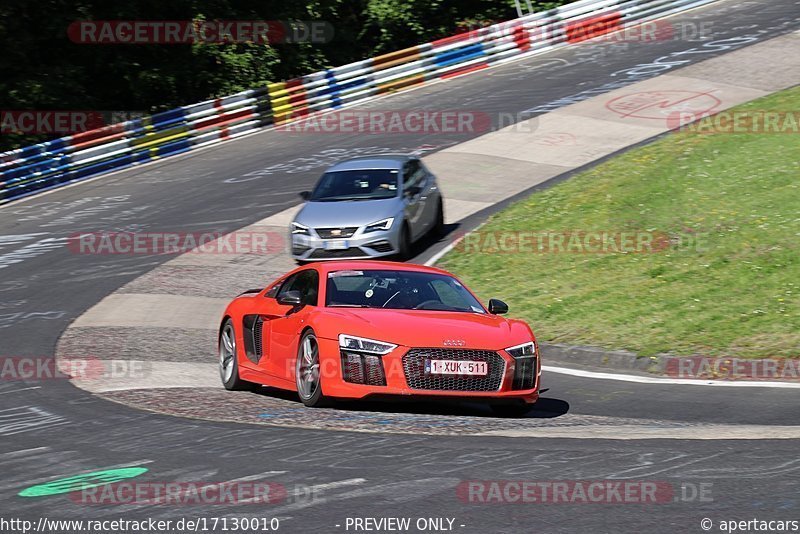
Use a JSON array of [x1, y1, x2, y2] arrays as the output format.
[[443, 339, 467, 347]]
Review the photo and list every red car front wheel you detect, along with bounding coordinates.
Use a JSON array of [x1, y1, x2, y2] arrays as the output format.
[[295, 330, 330, 407]]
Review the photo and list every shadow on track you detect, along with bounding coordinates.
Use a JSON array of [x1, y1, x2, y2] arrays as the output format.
[[255, 386, 569, 420]]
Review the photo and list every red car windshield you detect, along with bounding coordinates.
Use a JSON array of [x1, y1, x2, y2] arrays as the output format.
[[326, 270, 485, 312]]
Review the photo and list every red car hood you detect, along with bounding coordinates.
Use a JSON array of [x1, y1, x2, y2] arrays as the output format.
[[321, 308, 528, 350]]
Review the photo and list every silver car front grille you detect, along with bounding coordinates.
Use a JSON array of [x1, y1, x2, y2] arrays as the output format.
[[315, 227, 358, 239]]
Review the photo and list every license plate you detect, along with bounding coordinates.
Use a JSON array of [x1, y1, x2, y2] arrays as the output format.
[[325, 240, 348, 250], [426, 360, 488, 376]]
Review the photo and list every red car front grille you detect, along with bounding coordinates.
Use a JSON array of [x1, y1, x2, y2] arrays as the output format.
[[402, 348, 504, 392]]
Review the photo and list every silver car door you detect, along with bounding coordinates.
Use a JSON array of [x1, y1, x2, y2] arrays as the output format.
[[402, 160, 425, 240]]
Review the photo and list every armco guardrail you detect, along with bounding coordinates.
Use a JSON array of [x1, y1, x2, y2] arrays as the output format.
[[0, 0, 717, 205]]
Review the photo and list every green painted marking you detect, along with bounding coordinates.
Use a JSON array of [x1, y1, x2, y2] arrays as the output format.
[[18, 467, 148, 497]]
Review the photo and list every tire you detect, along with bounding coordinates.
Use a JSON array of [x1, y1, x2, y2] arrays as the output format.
[[490, 402, 534, 418], [295, 330, 330, 407], [219, 319, 255, 391], [396, 223, 411, 261], [432, 198, 445, 238]]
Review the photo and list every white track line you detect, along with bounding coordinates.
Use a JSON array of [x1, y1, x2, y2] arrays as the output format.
[[0, 386, 41, 395], [543, 365, 800, 388], [304, 478, 367, 492], [424, 240, 459, 266]]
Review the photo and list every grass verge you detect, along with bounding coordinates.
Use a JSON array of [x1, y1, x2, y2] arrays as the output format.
[[440, 86, 800, 358]]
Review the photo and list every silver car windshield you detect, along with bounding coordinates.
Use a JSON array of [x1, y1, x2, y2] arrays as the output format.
[[326, 270, 486, 312], [309, 170, 399, 201]]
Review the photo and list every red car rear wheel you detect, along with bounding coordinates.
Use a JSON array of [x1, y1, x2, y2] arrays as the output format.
[[219, 319, 255, 391]]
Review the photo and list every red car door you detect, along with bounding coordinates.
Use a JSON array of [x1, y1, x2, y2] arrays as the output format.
[[263, 269, 320, 382]]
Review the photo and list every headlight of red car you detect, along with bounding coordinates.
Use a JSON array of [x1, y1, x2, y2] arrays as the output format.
[[338, 334, 397, 354], [338, 334, 397, 386], [505, 341, 536, 358]]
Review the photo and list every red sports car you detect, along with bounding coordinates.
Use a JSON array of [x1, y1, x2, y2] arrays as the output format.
[[218, 261, 540, 416]]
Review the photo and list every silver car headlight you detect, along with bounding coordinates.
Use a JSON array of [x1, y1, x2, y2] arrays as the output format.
[[505, 341, 536, 358], [363, 217, 394, 234], [291, 222, 311, 236], [339, 334, 397, 355]]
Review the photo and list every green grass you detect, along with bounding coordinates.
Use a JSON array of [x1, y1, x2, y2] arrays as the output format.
[[440, 86, 800, 359]]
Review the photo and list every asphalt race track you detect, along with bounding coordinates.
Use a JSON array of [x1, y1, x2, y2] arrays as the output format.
[[2, 0, 800, 532]]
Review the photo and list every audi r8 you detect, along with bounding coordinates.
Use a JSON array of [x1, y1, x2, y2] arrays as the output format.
[[218, 261, 540, 416]]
